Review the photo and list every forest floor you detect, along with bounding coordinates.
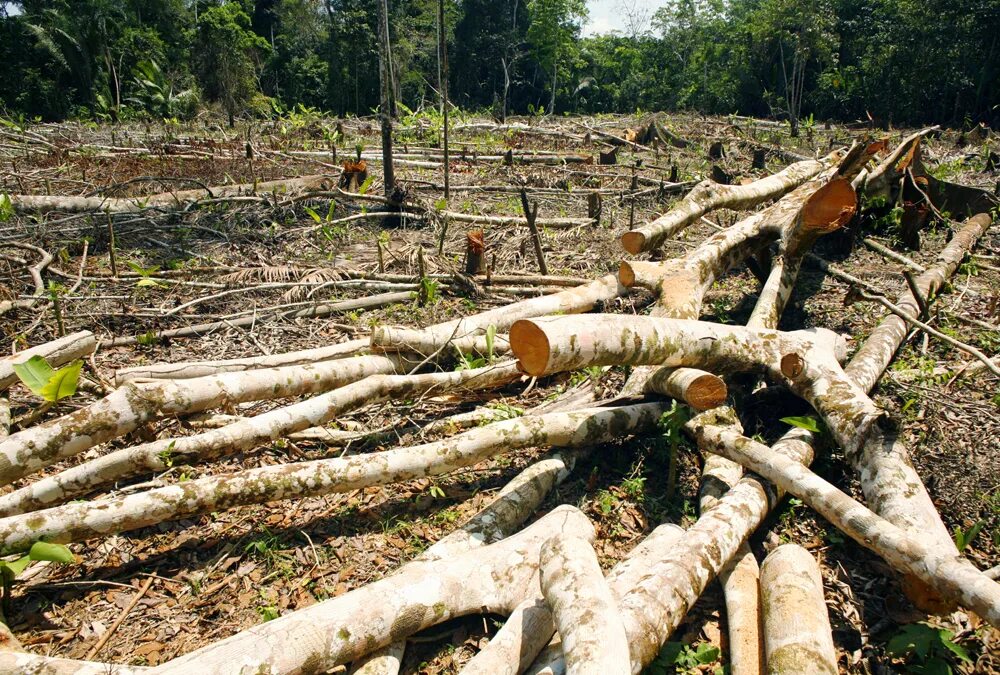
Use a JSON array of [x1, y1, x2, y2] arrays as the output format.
[[1, 111, 999, 674]]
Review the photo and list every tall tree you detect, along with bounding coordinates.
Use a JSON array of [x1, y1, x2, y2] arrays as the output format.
[[526, 0, 587, 113], [194, 2, 270, 126]]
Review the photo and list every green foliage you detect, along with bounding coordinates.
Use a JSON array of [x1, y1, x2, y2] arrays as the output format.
[[647, 641, 722, 674], [128, 59, 197, 119], [952, 520, 986, 552], [887, 623, 972, 674], [1, 541, 76, 621], [0, 194, 13, 222], [780, 415, 821, 433], [13, 356, 82, 402]]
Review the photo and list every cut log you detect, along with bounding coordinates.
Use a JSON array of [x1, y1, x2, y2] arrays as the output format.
[[0, 652, 146, 674], [539, 535, 630, 675], [352, 452, 576, 675], [509, 315, 845, 381], [690, 418, 1000, 628], [0, 354, 410, 487], [0, 403, 665, 554], [759, 545, 837, 675], [0, 362, 520, 515], [144, 505, 594, 675], [620, 153, 839, 254], [10, 174, 333, 214], [0, 331, 96, 392]]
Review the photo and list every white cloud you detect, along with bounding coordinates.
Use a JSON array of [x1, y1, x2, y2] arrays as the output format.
[[583, 0, 668, 37]]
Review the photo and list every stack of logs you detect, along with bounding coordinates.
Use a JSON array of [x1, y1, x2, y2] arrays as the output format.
[[0, 128, 998, 675]]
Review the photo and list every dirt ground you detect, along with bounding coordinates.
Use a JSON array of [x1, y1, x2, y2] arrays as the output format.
[[1, 111, 998, 673]]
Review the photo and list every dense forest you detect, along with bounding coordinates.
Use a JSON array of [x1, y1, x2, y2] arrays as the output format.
[[1, 0, 998, 127]]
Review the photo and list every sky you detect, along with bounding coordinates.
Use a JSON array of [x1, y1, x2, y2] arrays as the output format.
[[583, 0, 669, 37]]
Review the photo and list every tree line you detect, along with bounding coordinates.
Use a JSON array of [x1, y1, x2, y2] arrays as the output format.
[[1, 0, 997, 128]]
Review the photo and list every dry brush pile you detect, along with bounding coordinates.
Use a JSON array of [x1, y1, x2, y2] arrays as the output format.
[[0, 113, 999, 674]]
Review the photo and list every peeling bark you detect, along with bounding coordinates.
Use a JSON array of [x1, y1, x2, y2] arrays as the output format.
[[759, 545, 837, 675]]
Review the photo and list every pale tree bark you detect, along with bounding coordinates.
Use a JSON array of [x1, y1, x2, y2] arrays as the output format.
[[759, 544, 837, 675], [0, 331, 96, 392], [620, 156, 832, 254], [0, 403, 665, 555], [126, 272, 628, 382], [0, 362, 520, 515], [351, 452, 577, 675], [142, 506, 594, 675], [689, 418, 1000, 627], [617, 151, 851, 406], [9, 175, 333, 214], [0, 353, 409, 487], [509, 315, 845, 382], [491, 524, 686, 675], [539, 535, 630, 675], [572, 203, 997, 670], [0, 651, 146, 674]]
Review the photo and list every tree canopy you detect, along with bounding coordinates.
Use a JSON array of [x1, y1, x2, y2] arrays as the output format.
[[0, 0, 996, 126]]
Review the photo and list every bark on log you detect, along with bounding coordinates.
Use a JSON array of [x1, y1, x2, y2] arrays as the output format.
[[0, 331, 96, 392], [620, 155, 836, 254], [10, 175, 333, 214], [510, 315, 845, 381], [129, 272, 627, 382], [0, 362, 520, 515], [492, 524, 686, 675], [352, 452, 575, 675], [690, 419, 1000, 627], [143, 505, 594, 675], [0, 354, 409, 487], [372, 273, 627, 356], [440, 211, 594, 229], [539, 535, 630, 675], [0, 403, 664, 554], [0, 652, 146, 674], [759, 545, 837, 675], [114, 339, 370, 383]]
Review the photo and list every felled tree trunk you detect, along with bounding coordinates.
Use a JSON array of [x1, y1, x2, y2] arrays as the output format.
[[0, 353, 409, 487], [0, 362, 520, 515], [126, 272, 628, 381], [509, 315, 845, 382], [539, 535, 630, 675], [145, 506, 594, 675], [351, 452, 576, 675], [759, 545, 837, 675], [0, 403, 664, 555], [690, 418, 1000, 627], [487, 524, 686, 675], [620, 155, 834, 254], [0, 652, 146, 674], [9, 175, 333, 214], [0, 331, 96, 391]]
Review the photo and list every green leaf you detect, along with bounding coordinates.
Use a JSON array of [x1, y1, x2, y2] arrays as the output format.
[[12, 355, 55, 396], [325, 200, 337, 222], [38, 360, 82, 402], [357, 176, 375, 195], [0, 556, 32, 578], [434, 198, 447, 211], [780, 415, 821, 433], [0, 194, 13, 222], [27, 541, 75, 564], [485, 324, 497, 361], [888, 623, 936, 659], [694, 643, 720, 664], [136, 278, 164, 288], [938, 630, 972, 662], [303, 206, 322, 223]]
